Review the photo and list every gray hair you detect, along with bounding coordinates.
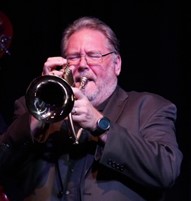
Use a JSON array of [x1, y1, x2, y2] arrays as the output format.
[[61, 16, 120, 56]]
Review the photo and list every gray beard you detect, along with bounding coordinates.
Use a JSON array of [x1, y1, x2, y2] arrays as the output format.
[[84, 79, 117, 107]]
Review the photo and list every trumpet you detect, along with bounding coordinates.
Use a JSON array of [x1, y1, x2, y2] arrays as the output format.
[[25, 65, 87, 143]]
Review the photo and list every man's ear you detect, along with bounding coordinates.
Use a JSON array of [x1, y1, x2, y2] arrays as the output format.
[[114, 54, 121, 76]]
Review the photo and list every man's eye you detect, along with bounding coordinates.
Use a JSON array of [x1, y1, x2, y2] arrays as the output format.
[[67, 55, 79, 60], [88, 53, 100, 58]]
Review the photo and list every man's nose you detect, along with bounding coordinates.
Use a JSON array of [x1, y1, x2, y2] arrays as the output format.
[[79, 55, 88, 65]]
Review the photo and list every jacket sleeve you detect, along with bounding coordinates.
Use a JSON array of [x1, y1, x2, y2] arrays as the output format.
[[98, 92, 183, 188]]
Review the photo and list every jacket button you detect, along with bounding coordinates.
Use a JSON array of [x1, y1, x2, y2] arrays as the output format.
[[65, 190, 70, 195]]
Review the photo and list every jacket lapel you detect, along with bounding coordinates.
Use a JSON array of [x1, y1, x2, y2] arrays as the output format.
[[103, 86, 128, 122]]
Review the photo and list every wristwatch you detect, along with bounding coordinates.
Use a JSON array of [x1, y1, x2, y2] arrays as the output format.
[[92, 117, 111, 136]]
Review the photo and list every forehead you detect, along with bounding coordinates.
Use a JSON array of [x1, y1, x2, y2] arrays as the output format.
[[66, 29, 108, 51]]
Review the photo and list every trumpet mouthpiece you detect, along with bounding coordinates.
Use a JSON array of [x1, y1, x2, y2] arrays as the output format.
[[80, 77, 88, 89]]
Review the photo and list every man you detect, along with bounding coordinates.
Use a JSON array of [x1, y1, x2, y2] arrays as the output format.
[[0, 16, 182, 201]]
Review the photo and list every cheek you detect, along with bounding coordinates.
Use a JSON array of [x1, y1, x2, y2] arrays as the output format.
[[97, 64, 115, 77], [89, 66, 104, 80], [91, 63, 110, 76]]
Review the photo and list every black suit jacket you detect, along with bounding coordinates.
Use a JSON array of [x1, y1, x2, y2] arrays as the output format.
[[0, 86, 183, 201]]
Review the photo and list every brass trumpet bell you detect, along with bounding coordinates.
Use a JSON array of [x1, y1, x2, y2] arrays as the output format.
[[25, 75, 75, 123]]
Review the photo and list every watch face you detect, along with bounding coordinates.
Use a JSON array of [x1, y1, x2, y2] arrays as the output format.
[[99, 117, 110, 130]]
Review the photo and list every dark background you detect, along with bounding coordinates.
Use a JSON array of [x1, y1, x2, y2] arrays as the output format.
[[0, 1, 190, 201]]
